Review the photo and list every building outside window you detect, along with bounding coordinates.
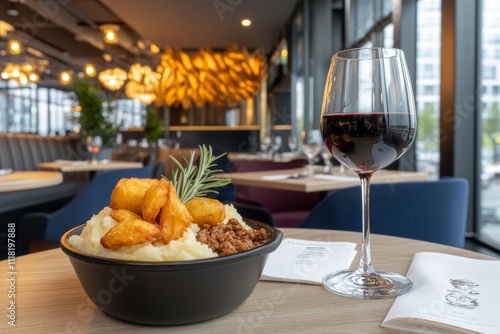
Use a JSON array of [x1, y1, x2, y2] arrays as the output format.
[[479, 0, 500, 249]]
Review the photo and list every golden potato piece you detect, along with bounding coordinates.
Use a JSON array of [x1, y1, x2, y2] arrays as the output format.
[[158, 182, 193, 244], [142, 178, 169, 223], [185, 197, 226, 226], [110, 178, 159, 215], [100, 219, 162, 250], [110, 209, 143, 223]]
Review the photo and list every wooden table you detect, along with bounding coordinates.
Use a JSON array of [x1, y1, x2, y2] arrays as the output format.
[[0, 171, 63, 192], [217, 167, 429, 192], [0, 229, 494, 333], [228, 152, 305, 163], [37, 160, 143, 173]]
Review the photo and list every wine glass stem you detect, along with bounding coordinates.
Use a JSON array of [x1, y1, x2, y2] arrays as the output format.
[[356, 174, 375, 275]]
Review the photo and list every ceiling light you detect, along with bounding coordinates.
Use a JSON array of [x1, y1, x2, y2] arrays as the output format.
[[7, 39, 22, 55], [150, 43, 160, 54], [241, 19, 252, 27], [84, 64, 97, 77], [1, 63, 40, 85], [100, 24, 119, 44], [99, 68, 127, 91], [28, 72, 39, 83], [0, 20, 14, 37], [26, 47, 45, 58], [7, 2, 19, 16], [137, 40, 146, 50], [59, 71, 72, 85], [102, 53, 113, 62], [19, 75, 28, 85]]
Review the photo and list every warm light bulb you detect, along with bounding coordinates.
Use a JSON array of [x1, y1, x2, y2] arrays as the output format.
[[19, 75, 28, 85], [105, 30, 116, 42], [150, 43, 160, 54], [101, 24, 119, 44], [84, 64, 96, 77], [7, 39, 22, 55], [102, 53, 113, 62], [29, 72, 40, 82], [1, 72, 8, 80], [59, 71, 72, 85], [241, 19, 252, 27]]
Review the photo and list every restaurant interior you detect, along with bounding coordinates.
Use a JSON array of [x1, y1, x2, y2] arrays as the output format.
[[1, 0, 500, 261]]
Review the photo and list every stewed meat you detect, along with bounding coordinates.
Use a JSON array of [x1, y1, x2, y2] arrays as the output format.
[[197, 219, 270, 256]]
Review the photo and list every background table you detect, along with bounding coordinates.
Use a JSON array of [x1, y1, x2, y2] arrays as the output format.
[[217, 167, 429, 192], [0, 228, 493, 333], [0, 171, 62, 192], [37, 160, 143, 173]]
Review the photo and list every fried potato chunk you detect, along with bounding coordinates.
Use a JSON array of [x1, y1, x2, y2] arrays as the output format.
[[185, 197, 226, 226], [142, 178, 169, 223], [110, 209, 143, 223], [158, 182, 193, 244], [100, 219, 162, 250], [110, 178, 159, 215]]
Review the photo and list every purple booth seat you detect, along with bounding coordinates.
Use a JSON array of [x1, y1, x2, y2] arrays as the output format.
[[232, 158, 321, 228]]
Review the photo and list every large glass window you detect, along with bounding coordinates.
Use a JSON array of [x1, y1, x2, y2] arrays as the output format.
[[415, 0, 441, 180], [0, 79, 146, 136], [479, 0, 500, 249]]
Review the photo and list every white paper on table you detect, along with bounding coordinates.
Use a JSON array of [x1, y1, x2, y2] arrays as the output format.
[[312, 174, 358, 182], [0, 169, 13, 176], [261, 174, 290, 180], [382, 252, 500, 334], [260, 238, 357, 285]]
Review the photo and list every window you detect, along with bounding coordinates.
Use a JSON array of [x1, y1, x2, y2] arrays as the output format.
[[0, 80, 145, 136], [415, 0, 441, 180], [479, 0, 500, 249]]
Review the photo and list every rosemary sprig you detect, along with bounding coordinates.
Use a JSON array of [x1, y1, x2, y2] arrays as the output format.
[[166, 145, 232, 203]]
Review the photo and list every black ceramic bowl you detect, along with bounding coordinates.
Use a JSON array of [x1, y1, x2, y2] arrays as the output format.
[[60, 220, 283, 325]]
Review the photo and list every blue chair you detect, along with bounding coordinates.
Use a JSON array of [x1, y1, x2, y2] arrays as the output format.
[[299, 178, 469, 248], [18, 167, 152, 251]]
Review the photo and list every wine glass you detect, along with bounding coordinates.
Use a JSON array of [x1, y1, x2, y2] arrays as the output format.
[[320, 47, 416, 299], [287, 135, 298, 152], [260, 135, 272, 157], [271, 135, 282, 157], [320, 144, 332, 173], [86, 135, 102, 164], [301, 129, 322, 174]]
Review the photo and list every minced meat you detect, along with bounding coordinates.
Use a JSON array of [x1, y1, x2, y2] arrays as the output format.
[[196, 218, 271, 256]]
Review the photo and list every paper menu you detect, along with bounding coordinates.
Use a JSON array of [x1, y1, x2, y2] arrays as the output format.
[[382, 252, 500, 334], [260, 238, 357, 285]]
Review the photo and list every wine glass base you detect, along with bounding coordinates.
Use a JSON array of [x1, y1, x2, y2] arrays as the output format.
[[323, 269, 413, 299]]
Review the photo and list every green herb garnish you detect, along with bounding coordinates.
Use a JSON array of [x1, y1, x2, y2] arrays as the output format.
[[166, 145, 231, 203]]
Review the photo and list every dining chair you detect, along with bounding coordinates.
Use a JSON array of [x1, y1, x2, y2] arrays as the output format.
[[18, 167, 152, 253], [299, 178, 469, 248]]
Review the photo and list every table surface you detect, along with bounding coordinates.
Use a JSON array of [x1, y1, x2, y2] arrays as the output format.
[[227, 152, 305, 163], [1, 228, 494, 333], [37, 160, 143, 172], [0, 171, 63, 192], [217, 167, 429, 192]]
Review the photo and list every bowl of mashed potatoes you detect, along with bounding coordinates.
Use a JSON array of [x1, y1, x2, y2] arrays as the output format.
[[60, 177, 283, 325]]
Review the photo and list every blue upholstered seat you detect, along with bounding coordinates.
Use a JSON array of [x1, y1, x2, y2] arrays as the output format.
[[18, 167, 152, 249], [299, 178, 469, 248]]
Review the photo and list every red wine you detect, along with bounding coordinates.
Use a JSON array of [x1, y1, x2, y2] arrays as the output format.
[[320, 113, 415, 173]]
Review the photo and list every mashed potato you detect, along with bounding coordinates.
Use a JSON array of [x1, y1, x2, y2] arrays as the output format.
[[68, 204, 246, 261]]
